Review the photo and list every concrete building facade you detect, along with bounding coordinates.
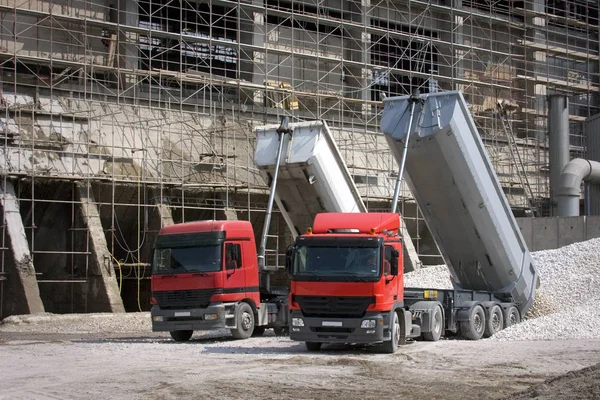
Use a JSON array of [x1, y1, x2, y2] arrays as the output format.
[[0, 0, 598, 316]]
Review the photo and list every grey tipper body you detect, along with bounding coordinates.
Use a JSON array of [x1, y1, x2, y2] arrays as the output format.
[[381, 91, 538, 316]]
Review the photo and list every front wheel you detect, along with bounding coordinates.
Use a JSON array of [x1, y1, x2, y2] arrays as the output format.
[[382, 311, 400, 353], [423, 305, 443, 342], [230, 302, 254, 340], [170, 330, 193, 342]]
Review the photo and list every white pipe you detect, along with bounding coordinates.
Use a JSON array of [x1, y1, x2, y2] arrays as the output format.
[[557, 158, 600, 216]]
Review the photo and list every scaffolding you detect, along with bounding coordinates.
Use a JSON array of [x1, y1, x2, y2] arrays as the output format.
[[0, 0, 598, 316]]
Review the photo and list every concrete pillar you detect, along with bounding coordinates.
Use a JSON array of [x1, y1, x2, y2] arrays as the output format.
[[343, 0, 371, 109], [0, 181, 45, 316], [439, 0, 464, 90], [77, 184, 125, 313], [116, 0, 139, 91]]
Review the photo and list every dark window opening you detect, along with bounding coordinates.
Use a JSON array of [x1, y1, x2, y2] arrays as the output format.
[[370, 20, 438, 101], [137, 0, 239, 80]]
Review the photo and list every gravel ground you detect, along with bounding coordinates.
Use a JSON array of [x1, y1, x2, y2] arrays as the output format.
[[404, 237, 600, 341], [1, 327, 600, 400], [502, 362, 600, 400], [1, 238, 599, 399]]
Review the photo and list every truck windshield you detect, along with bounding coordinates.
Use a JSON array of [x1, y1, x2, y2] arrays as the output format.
[[293, 245, 381, 281], [152, 245, 222, 274]]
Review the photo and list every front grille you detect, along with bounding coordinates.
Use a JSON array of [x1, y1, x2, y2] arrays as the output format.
[[153, 289, 215, 309], [310, 327, 354, 333], [295, 295, 375, 318]]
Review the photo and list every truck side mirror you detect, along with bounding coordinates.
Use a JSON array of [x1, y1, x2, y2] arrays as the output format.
[[391, 249, 400, 276], [285, 245, 295, 276]]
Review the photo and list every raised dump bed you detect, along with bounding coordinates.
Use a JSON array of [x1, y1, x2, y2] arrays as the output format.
[[254, 120, 366, 237], [380, 91, 538, 314]]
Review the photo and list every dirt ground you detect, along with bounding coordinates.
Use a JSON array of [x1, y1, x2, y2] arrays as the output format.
[[1, 328, 600, 400]]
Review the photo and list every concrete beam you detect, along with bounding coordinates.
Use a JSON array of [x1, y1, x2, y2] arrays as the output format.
[[77, 184, 125, 313], [156, 203, 175, 227], [0, 181, 44, 315]]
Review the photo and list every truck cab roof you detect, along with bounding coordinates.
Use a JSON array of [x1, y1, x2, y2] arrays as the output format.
[[159, 220, 254, 239], [312, 212, 400, 235]]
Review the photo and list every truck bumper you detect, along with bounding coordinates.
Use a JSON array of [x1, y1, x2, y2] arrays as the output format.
[[151, 304, 227, 332], [288, 310, 391, 344]]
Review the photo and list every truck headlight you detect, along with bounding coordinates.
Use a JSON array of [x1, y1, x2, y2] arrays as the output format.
[[152, 316, 164, 322], [204, 313, 218, 320], [292, 318, 304, 327], [361, 319, 376, 329]]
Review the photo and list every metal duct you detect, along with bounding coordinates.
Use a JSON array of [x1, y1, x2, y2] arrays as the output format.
[[557, 159, 600, 216], [548, 95, 570, 216]]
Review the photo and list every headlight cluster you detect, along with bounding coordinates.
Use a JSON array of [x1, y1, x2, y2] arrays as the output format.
[[292, 318, 305, 327], [361, 319, 376, 329]]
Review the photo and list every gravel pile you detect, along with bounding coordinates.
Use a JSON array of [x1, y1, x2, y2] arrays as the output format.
[[0, 312, 151, 334], [404, 237, 600, 341]]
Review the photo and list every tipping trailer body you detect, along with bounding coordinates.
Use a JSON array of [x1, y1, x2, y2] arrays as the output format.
[[380, 91, 538, 315], [254, 120, 366, 238]]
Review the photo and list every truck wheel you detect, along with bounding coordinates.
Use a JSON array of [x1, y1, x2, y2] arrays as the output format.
[[460, 304, 486, 340], [170, 330, 193, 342], [504, 306, 521, 328], [423, 305, 443, 341], [305, 342, 322, 351], [382, 311, 400, 353], [484, 304, 504, 338], [230, 302, 254, 340], [251, 326, 266, 337]]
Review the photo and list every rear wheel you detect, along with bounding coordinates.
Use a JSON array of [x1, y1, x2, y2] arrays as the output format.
[[504, 306, 521, 328], [305, 342, 322, 351], [460, 305, 486, 340], [382, 311, 400, 353], [423, 305, 444, 341], [484, 305, 504, 338], [170, 330, 193, 342], [230, 302, 254, 339]]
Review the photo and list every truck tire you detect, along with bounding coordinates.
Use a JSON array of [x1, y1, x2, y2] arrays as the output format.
[[460, 304, 486, 340], [251, 326, 266, 337], [504, 306, 521, 328], [305, 342, 322, 351], [422, 305, 443, 342], [382, 311, 400, 353], [170, 330, 193, 342], [230, 302, 254, 339], [484, 304, 504, 338]]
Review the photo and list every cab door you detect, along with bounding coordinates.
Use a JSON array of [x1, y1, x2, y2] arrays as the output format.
[[223, 242, 246, 298], [382, 243, 403, 305]]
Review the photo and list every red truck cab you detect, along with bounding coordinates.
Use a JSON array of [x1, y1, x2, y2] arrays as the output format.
[[287, 213, 407, 352], [150, 220, 261, 341]]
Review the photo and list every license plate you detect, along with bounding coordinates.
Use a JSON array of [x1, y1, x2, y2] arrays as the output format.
[[322, 321, 342, 327], [174, 311, 191, 317]]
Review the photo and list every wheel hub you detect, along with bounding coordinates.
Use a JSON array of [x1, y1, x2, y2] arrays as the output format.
[[241, 312, 252, 330]]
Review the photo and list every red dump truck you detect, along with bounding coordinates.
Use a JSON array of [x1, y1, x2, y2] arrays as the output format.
[[286, 91, 538, 352], [150, 220, 287, 340]]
